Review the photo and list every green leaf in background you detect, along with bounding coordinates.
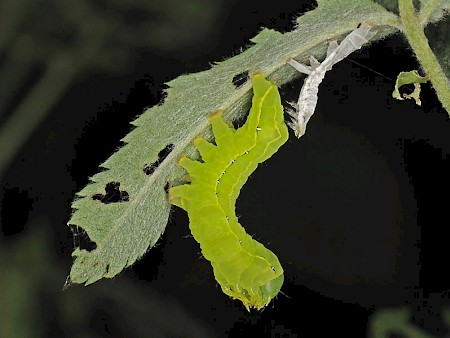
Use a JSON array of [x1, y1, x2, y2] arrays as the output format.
[[392, 70, 429, 105], [368, 307, 446, 338]]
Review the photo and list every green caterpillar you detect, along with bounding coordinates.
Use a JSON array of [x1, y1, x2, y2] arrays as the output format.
[[169, 73, 288, 310]]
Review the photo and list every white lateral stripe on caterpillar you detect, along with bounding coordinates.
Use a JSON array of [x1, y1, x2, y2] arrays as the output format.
[[286, 23, 377, 138]]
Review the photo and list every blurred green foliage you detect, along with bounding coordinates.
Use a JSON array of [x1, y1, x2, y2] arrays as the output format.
[[0, 0, 222, 178], [0, 218, 214, 337]]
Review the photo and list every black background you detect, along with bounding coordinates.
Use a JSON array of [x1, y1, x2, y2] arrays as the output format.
[[1, 0, 449, 337]]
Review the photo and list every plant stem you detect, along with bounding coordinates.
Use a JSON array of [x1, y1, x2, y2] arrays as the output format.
[[418, 0, 443, 25], [398, 0, 450, 114]]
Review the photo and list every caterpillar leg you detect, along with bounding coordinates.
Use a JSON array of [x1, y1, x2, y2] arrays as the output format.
[[168, 185, 191, 208], [208, 110, 235, 147], [178, 156, 203, 176], [193, 137, 216, 160]]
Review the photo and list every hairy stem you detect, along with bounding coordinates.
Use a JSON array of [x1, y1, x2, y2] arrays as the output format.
[[398, 0, 450, 114], [418, 0, 444, 25]]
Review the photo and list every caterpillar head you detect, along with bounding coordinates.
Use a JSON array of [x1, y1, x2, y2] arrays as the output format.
[[222, 273, 284, 311], [218, 249, 284, 311]]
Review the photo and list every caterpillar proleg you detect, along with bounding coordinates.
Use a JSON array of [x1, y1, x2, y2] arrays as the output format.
[[169, 73, 288, 310], [287, 23, 377, 138]]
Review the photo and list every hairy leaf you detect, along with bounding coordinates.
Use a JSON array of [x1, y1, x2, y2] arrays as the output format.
[[68, 0, 401, 285]]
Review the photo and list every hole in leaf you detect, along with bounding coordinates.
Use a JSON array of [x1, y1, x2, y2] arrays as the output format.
[[232, 71, 249, 88], [143, 163, 155, 175], [164, 182, 169, 194], [69, 224, 97, 251], [92, 181, 129, 204], [143, 144, 174, 175], [106, 264, 110, 274], [231, 113, 248, 130]]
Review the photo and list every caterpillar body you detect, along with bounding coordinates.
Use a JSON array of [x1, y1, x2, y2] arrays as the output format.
[[287, 23, 377, 138], [169, 73, 288, 310]]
